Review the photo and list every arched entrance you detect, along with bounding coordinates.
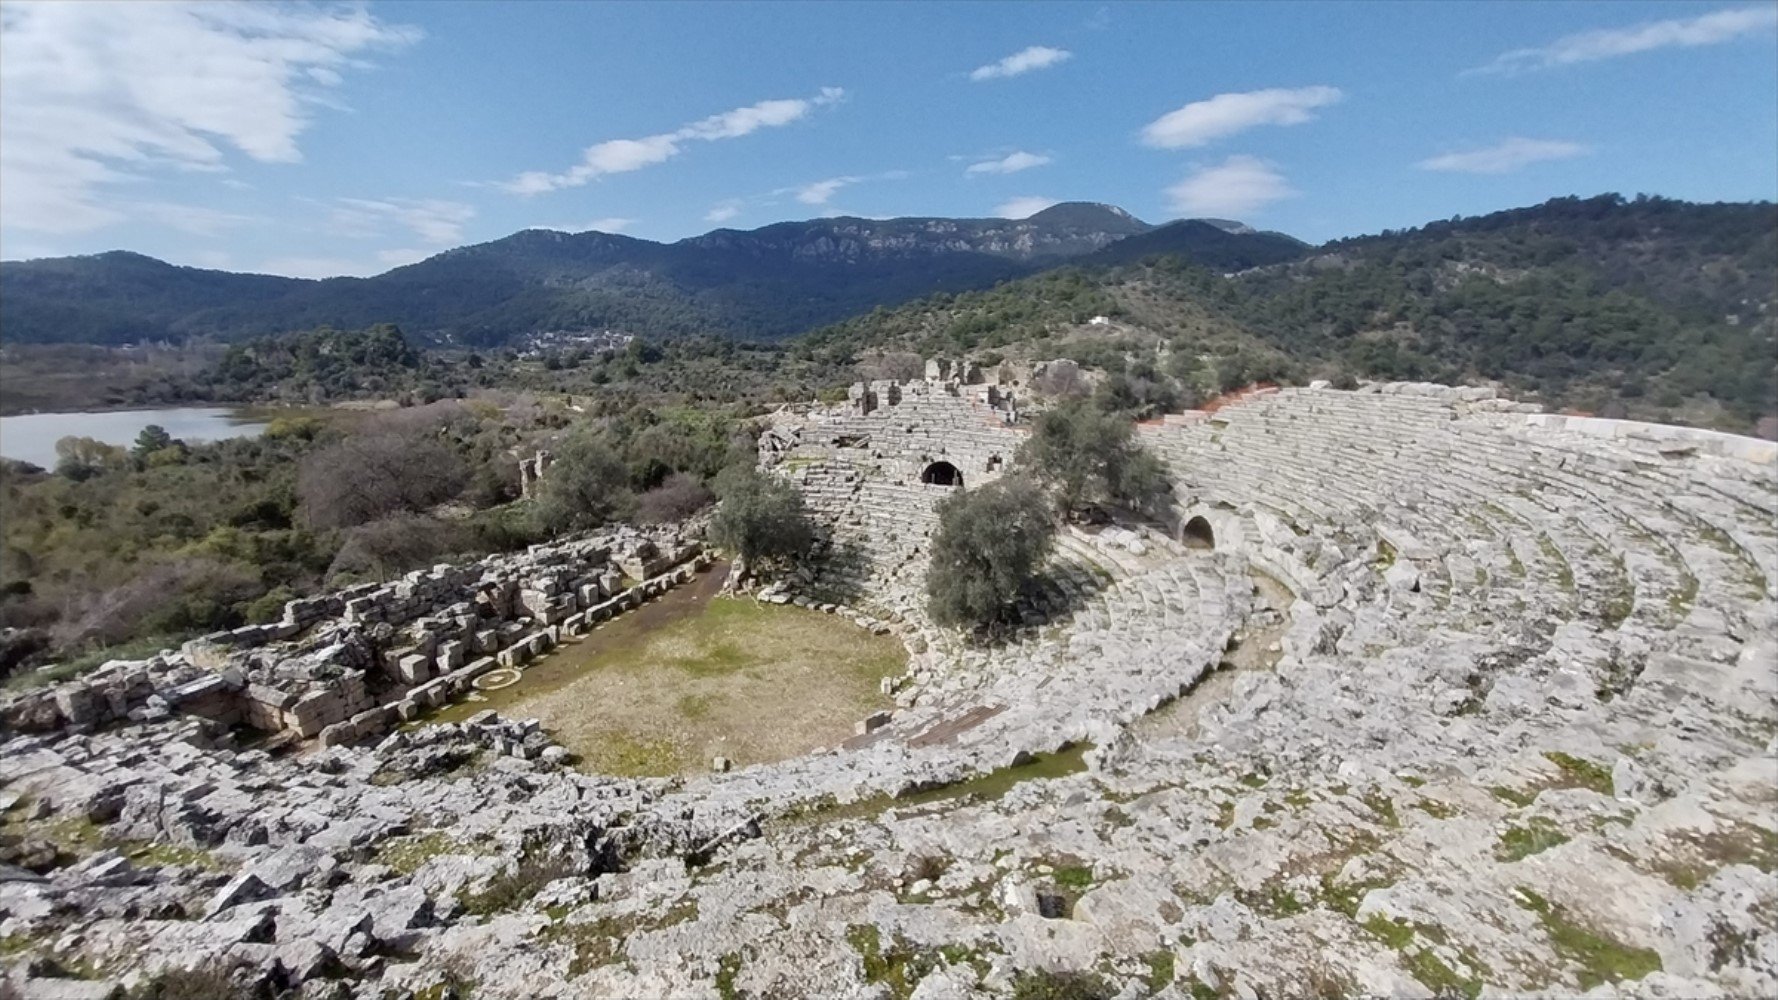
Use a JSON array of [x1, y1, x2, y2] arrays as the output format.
[[921, 460, 963, 488], [1182, 515, 1215, 550]]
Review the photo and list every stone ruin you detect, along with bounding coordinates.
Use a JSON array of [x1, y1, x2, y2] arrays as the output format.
[[516, 448, 553, 499], [3, 377, 1776, 999], [3, 526, 706, 752]]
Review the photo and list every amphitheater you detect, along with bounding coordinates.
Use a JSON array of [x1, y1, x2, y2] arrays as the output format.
[[2, 376, 1775, 999]]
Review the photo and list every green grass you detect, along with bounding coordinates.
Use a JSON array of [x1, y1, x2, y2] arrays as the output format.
[[846, 924, 940, 1000], [1320, 872, 1394, 918], [1402, 948, 1483, 1000], [1362, 791, 1400, 829], [796, 744, 1092, 824], [1496, 817, 1570, 862], [1489, 785, 1538, 808], [1516, 888, 1661, 990], [1052, 864, 1095, 890], [716, 952, 743, 1000], [1362, 914, 1416, 950], [1537, 535, 1575, 592], [373, 831, 491, 876], [1144, 950, 1175, 994], [1543, 752, 1613, 795], [3, 634, 184, 692]]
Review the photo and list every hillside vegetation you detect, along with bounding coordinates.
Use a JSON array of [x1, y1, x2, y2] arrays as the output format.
[[804, 195, 1778, 432], [0, 204, 1302, 346]]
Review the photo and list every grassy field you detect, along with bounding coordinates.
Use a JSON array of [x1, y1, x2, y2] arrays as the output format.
[[425, 578, 906, 776]]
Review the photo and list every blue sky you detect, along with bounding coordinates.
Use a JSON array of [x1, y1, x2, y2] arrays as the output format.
[[1, 1, 1774, 277]]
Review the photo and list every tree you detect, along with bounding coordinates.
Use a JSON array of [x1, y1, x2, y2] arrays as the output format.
[[926, 476, 1055, 630], [1016, 402, 1173, 519], [532, 432, 633, 534], [637, 472, 714, 524], [132, 424, 175, 459], [707, 470, 813, 575], [54, 436, 126, 481], [860, 351, 925, 382], [297, 432, 465, 530]]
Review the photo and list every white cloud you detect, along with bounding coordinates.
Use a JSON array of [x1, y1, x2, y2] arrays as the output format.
[[1141, 87, 1343, 149], [795, 177, 858, 205], [965, 151, 1051, 176], [256, 256, 369, 279], [779, 169, 907, 208], [970, 46, 1071, 81], [540, 217, 634, 233], [1472, 5, 1778, 75], [1165, 156, 1295, 216], [1417, 137, 1591, 174], [704, 200, 744, 224], [323, 198, 475, 245], [501, 87, 845, 195], [130, 202, 263, 237], [0, 1, 419, 235], [995, 196, 1059, 219], [376, 248, 429, 268]]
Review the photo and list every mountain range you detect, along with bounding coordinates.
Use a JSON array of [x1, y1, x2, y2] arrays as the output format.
[[0, 203, 1308, 347]]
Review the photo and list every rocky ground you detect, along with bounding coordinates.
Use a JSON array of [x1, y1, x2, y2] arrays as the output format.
[[2, 384, 1775, 999]]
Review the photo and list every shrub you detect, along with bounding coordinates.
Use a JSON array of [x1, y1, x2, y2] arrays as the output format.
[[1016, 402, 1173, 519], [707, 470, 813, 574], [637, 473, 714, 524], [531, 432, 634, 535], [296, 431, 465, 530], [54, 436, 126, 481], [1032, 360, 1088, 399], [926, 476, 1055, 630], [327, 514, 467, 582]]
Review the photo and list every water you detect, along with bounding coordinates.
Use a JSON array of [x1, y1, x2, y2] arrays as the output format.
[[0, 407, 270, 470]]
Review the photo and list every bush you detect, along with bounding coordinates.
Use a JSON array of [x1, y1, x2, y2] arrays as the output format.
[[707, 470, 813, 574], [1032, 360, 1088, 399], [926, 477, 1055, 630], [54, 436, 126, 481], [1016, 402, 1173, 519], [531, 432, 634, 535], [296, 431, 464, 530], [859, 351, 925, 382], [637, 473, 714, 524], [327, 514, 467, 582]]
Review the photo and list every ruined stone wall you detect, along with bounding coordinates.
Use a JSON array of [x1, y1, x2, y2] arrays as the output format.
[[760, 370, 1028, 619], [2, 527, 708, 746]]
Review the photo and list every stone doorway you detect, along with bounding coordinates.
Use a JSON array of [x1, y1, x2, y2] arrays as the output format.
[[1183, 515, 1215, 550], [921, 460, 963, 488]]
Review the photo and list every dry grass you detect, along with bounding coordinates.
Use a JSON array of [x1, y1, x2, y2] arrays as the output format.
[[477, 593, 904, 776]]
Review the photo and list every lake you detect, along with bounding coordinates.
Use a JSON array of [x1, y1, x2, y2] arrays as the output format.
[[0, 407, 270, 470]]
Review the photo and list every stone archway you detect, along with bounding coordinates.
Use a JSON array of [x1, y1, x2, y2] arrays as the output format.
[[1182, 515, 1215, 550], [921, 460, 963, 488]]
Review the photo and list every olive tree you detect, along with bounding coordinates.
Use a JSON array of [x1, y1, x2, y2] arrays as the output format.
[[926, 476, 1055, 630], [1015, 402, 1172, 520], [707, 469, 813, 575]]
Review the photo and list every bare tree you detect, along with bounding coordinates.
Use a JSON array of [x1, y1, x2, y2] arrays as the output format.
[[297, 432, 466, 530], [1032, 359, 1088, 399], [637, 473, 714, 524], [859, 351, 925, 383]]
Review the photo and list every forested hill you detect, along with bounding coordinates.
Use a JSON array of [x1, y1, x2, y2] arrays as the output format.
[[0, 203, 1302, 347], [801, 195, 1778, 434]]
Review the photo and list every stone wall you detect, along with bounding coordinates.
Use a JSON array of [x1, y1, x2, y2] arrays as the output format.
[[3, 526, 707, 745]]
